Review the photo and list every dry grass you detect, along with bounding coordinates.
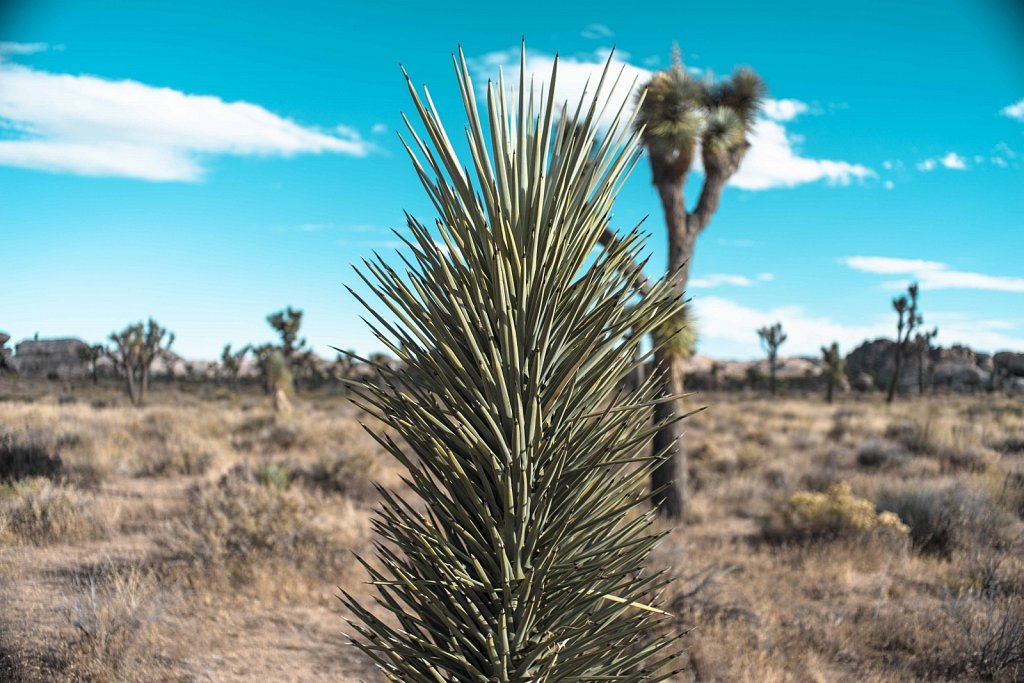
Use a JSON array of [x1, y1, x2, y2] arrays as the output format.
[[1, 380, 1022, 680]]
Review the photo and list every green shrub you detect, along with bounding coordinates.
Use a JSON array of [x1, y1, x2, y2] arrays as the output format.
[[856, 439, 910, 468], [876, 485, 1007, 556]]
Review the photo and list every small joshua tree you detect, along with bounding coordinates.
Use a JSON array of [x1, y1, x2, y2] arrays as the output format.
[[887, 282, 923, 404], [821, 341, 844, 403], [219, 343, 251, 388], [76, 344, 104, 384], [341, 47, 683, 680], [912, 326, 938, 395], [106, 319, 173, 405], [757, 322, 787, 395]]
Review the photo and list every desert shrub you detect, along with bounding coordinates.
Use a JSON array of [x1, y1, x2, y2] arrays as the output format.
[[774, 481, 909, 541], [230, 415, 303, 452], [63, 564, 169, 682], [162, 465, 343, 585], [876, 485, 1008, 556], [0, 431, 64, 481], [856, 439, 909, 468], [885, 414, 994, 471], [947, 591, 1024, 681], [0, 478, 111, 544], [135, 433, 214, 477], [291, 450, 377, 502]]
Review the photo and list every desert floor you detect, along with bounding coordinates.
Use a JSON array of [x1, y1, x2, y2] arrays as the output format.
[[1, 378, 1022, 682]]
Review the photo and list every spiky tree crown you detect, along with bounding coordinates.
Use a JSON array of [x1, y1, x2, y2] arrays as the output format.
[[634, 61, 764, 183], [341, 47, 686, 681]]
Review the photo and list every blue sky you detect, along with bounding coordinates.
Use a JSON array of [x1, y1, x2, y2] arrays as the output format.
[[2, 0, 1023, 360]]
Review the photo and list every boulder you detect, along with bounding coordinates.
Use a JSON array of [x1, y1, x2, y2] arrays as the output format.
[[994, 351, 1024, 378], [11, 338, 90, 379], [844, 338, 921, 392], [931, 361, 990, 390]]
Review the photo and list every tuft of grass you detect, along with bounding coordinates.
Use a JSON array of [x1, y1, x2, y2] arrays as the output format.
[[62, 564, 170, 683]]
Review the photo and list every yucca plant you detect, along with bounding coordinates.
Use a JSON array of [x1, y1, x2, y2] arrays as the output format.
[[340, 47, 688, 681]]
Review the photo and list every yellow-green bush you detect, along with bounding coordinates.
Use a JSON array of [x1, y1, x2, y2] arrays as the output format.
[[784, 482, 909, 539]]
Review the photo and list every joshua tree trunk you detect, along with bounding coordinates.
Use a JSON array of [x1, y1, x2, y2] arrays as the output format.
[[650, 339, 686, 518], [886, 349, 903, 404], [826, 377, 835, 403], [769, 358, 778, 395]]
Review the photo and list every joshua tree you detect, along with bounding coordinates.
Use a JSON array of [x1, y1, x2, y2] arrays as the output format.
[[912, 327, 938, 395], [76, 344, 104, 384], [757, 322, 787, 395], [106, 319, 173, 405], [219, 343, 251, 388], [821, 341, 844, 403], [597, 51, 765, 518], [341, 48, 683, 680], [887, 282, 923, 404], [266, 306, 306, 361]]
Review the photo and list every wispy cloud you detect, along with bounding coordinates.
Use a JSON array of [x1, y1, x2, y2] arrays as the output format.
[[690, 274, 754, 288], [0, 42, 50, 56], [469, 48, 873, 191], [0, 60, 372, 181], [689, 271, 776, 288], [694, 295, 1024, 357], [842, 256, 1024, 293], [581, 24, 614, 39], [1000, 97, 1024, 122]]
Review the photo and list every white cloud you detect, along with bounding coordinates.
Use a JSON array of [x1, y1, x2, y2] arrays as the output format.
[[756, 272, 774, 282], [882, 160, 893, 170], [1000, 98, 1024, 122], [884, 180, 894, 190], [693, 296, 891, 357], [761, 98, 808, 122], [916, 152, 968, 172], [469, 48, 873, 191], [371, 122, 388, 135], [729, 118, 874, 189], [693, 295, 1024, 358], [992, 156, 1008, 168], [581, 24, 614, 39], [0, 42, 49, 56], [940, 152, 966, 170], [842, 256, 1024, 293], [689, 274, 753, 288], [0, 61, 372, 181]]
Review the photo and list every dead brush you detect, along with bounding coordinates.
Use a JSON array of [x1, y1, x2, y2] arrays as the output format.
[[62, 563, 170, 682], [160, 464, 361, 593], [0, 477, 113, 544]]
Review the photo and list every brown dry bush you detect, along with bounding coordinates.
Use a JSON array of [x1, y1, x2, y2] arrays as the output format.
[[0, 478, 113, 544], [875, 485, 1008, 556], [161, 464, 365, 595], [61, 564, 172, 683]]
